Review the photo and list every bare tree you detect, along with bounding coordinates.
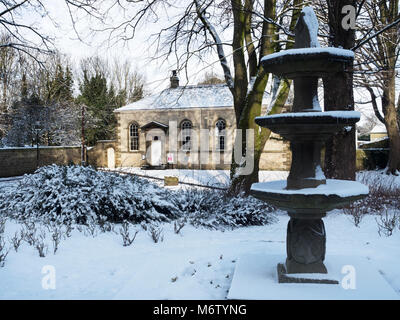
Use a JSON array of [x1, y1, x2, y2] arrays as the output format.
[[197, 70, 225, 85], [322, 0, 357, 180], [110, 58, 145, 103], [0, 1, 78, 143], [311, 0, 399, 176], [0, 0, 57, 62], [354, 0, 400, 174], [69, 0, 305, 193], [357, 112, 380, 138], [0, 33, 17, 114], [1, 49, 83, 147]]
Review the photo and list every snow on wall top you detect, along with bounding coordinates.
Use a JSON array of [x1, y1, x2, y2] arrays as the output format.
[[115, 84, 264, 112], [301, 6, 320, 47]]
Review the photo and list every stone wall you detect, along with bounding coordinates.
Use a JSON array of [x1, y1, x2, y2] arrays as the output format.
[[87, 140, 117, 168], [260, 133, 291, 171], [0, 146, 82, 177], [370, 133, 388, 141], [0, 141, 120, 178], [0, 141, 366, 178]]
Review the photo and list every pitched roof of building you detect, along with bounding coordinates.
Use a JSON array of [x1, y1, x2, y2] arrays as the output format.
[[114, 84, 269, 112], [141, 121, 169, 130], [370, 123, 387, 134]]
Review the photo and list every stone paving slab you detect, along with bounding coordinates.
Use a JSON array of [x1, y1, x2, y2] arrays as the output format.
[[227, 253, 399, 300]]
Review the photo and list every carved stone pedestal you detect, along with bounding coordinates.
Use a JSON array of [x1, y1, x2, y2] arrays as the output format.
[[227, 253, 398, 299], [286, 217, 327, 274], [277, 216, 339, 284]]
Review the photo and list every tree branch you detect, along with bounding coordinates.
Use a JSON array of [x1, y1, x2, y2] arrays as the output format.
[[365, 85, 385, 124], [194, 0, 234, 90]]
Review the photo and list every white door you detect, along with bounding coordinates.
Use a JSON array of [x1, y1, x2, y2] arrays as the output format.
[[150, 137, 162, 166], [107, 147, 115, 169]]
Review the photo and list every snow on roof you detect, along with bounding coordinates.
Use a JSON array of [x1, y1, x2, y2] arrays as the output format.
[[115, 84, 232, 112], [114, 84, 269, 112], [370, 123, 387, 133]]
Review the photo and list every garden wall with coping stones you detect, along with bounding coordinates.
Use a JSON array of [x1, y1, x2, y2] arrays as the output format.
[[0, 140, 370, 178], [0, 146, 82, 177], [87, 140, 117, 168], [0, 140, 119, 177]]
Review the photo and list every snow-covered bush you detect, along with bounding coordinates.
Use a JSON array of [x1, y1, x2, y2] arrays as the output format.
[[343, 201, 368, 227], [10, 231, 24, 252], [170, 188, 276, 230], [0, 216, 5, 234], [0, 165, 276, 231], [34, 230, 48, 258], [358, 173, 400, 213], [0, 165, 179, 225], [148, 223, 164, 243], [119, 221, 139, 246], [0, 236, 9, 267], [376, 210, 398, 237], [173, 219, 186, 234]]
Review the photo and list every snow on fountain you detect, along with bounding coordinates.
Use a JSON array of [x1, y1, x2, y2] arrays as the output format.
[[248, 5, 369, 282], [228, 7, 399, 298], [227, 7, 399, 300]]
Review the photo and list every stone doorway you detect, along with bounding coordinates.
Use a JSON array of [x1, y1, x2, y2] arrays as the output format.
[[107, 147, 115, 169], [150, 136, 162, 166]]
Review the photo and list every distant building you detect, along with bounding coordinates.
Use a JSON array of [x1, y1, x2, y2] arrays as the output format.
[[370, 123, 388, 141], [112, 72, 291, 171]]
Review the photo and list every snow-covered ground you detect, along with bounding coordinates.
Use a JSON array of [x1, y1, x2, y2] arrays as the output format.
[[111, 167, 289, 188], [0, 169, 399, 300], [1, 211, 400, 299]]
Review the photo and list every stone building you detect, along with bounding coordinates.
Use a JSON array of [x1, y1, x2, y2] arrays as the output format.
[[369, 123, 388, 141], [113, 73, 291, 171]]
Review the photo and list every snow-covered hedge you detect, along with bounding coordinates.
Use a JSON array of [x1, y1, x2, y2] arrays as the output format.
[[0, 165, 276, 229], [0, 165, 178, 224], [170, 188, 276, 229]]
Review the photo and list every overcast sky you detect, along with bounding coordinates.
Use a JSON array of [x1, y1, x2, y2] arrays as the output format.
[[29, 0, 227, 92]]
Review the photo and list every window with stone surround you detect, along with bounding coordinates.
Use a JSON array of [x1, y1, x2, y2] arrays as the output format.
[[129, 123, 139, 151], [216, 119, 226, 151], [181, 120, 192, 151]]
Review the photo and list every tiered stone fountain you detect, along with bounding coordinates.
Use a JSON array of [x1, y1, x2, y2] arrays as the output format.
[[250, 7, 369, 283]]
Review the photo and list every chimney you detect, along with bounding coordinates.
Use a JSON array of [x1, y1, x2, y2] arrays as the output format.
[[170, 70, 179, 88]]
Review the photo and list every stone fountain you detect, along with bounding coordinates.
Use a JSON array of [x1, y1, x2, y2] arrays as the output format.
[[250, 7, 369, 284]]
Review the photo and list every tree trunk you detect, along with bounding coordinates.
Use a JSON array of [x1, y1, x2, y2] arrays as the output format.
[[228, 0, 301, 194], [383, 73, 400, 174], [323, 0, 356, 180], [228, 0, 277, 194], [229, 78, 291, 194]]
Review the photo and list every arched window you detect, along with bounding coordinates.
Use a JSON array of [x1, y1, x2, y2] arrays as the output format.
[[216, 119, 226, 151], [129, 123, 139, 151], [181, 120, 192, 151]]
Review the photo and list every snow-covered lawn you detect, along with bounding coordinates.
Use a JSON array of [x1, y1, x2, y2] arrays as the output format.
[[0, 169, 399, 300], [111, 167, 289, 188], [1, 211, 400, 299]]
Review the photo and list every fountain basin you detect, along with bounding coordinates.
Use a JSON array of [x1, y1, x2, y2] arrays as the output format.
[[251, 179, 369, 217], [255, 111, 360, 141], [261, 48, 354, 79]]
